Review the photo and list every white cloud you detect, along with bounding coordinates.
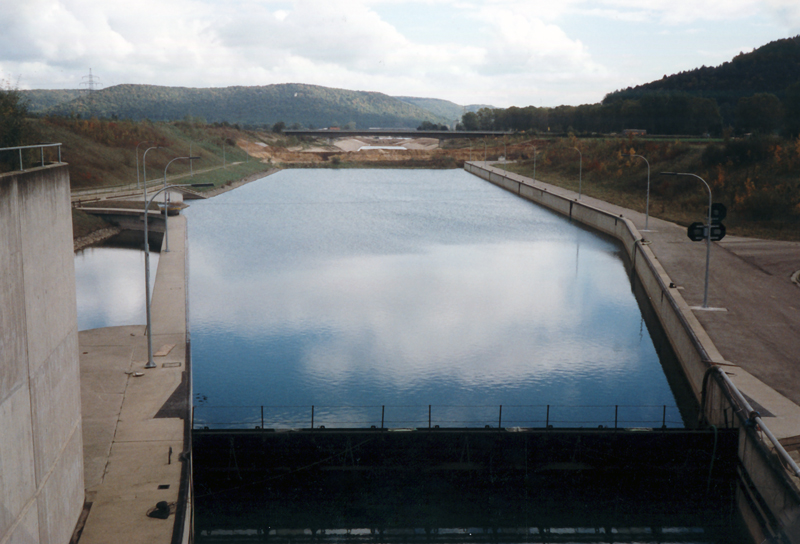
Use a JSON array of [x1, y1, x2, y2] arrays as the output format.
[[0, 0, 795, 105]]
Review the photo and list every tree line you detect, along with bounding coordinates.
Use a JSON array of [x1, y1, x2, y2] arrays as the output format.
[[458, 87, 800, 137]]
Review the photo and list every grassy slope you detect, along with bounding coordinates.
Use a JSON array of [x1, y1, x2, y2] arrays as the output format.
[[30, 117, 268, 189], [28, 117, 276, 241], [503, 136, 800, 240]]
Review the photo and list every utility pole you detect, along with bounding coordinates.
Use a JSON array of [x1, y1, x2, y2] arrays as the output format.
[[80, 69, 101, 116]]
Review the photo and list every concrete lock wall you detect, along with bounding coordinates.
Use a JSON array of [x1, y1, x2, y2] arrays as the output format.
[[1, 164, 84, 544], [465, 162, 800, 543], [466, 162, 717, 402]]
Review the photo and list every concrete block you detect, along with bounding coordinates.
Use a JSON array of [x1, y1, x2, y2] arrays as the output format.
[[0, 176, 26, 405], [0, 385, 36, 540], [18, 167, 78, 373], [1, 164, 83, 544], [4, 501, 40, 544], [36, 427, 84, 544], [29, 331, 81, 483]]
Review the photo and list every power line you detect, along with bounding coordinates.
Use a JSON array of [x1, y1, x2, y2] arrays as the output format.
[[80, 68, 100, 93]]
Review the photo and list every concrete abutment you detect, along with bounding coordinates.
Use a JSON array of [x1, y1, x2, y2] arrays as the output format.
[[1, 164, 84, 544]]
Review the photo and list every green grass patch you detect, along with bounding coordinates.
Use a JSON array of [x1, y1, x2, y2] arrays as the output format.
[[72, 208, 112, 239]]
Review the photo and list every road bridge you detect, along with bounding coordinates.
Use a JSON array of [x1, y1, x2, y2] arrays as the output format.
[[282, 129, 511, 140]]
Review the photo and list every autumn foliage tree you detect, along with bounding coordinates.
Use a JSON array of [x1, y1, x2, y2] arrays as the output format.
[[0, 81, 30, 170]]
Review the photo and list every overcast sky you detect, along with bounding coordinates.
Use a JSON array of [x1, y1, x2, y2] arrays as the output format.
[[1, 0, 798, 109]]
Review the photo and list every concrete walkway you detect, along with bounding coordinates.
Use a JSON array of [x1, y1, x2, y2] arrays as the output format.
[[480, 163, 800, 448], [77, 215, 190, 544]]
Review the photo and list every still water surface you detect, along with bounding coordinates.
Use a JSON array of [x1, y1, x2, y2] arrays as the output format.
[[185, 169, 684, 429], [74, 236, 159, 331]]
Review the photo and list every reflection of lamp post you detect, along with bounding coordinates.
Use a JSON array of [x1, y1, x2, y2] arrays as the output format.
[[622, 153, 651, 231], [573, 147, 582, 199], [143, 182, 213, 369], [135, 141, 152, 190], [660, 172, 713, 309], [163, 156, 201, 252]]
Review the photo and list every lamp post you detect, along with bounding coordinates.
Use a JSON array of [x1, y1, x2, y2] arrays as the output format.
[[573, 147, 582, 199], [162, 156, 201, 253], [530, 144, 536, 183], [143, 182, 213, 369], [660, 172, 713, 309], [483, 140, 487, 164], [622, 153, 651, 231], [142, 145, 162, 245], [135, 141, 152, 190], [503, 136, 507, 179]]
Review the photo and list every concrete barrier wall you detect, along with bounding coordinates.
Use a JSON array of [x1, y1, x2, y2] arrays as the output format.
[[0, 164, 84, 544], [465, 162, 800, 542]]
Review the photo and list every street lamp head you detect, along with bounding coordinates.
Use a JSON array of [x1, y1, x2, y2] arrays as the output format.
[[660, 172, 678, 176], [190, 183, 213, 188]]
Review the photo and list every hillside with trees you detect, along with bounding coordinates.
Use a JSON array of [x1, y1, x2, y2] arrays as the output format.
[[24, 83, 452, 129], [394, 96, 493, 125], [460, 35, 800, 137]]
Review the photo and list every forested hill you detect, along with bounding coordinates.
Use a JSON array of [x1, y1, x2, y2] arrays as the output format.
[[458, 35, 800, 136], [28, 83, 451, 129], [604, 36, 800, 105], [393, 96, 493, 123]]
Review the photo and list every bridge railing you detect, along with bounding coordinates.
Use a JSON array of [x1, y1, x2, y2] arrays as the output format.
[[0, 143, 62, 171], [192, 403, 686, 431]]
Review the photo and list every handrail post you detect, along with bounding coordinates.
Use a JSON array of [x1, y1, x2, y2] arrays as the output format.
[[428, 405, 432, 429], [662, 405, 667, 429], [18, 149, 22, 171], [311, 405, 315, 430], [546, 405, 550, 429], [381, 405, 385, 430], [614, 405, 619, 430], [261, 406, 264, 430], [498, 405, 502, 429]]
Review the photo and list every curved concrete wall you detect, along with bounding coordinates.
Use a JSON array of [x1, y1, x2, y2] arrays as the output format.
[[1, 164, 84, 544]]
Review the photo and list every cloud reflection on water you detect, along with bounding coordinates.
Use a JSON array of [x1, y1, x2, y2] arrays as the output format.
[[186, 169, 676, 416], [74, 246, 158, 330]]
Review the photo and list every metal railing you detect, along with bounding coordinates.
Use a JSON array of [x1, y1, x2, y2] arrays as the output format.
[[0, 143, 62, 171], [192, 403, 686, 431]]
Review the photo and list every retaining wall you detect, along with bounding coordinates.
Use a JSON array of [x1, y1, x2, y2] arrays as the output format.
[[0, 164, 84, 544], [465, 162, 800, 543]]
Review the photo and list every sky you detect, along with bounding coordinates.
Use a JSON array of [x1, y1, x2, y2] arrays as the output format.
[[1, 0, 799, 109]]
